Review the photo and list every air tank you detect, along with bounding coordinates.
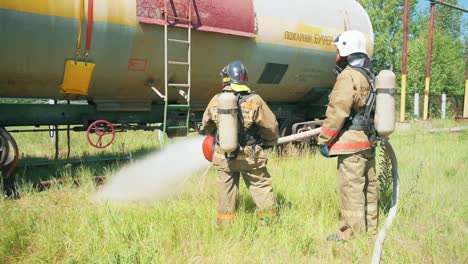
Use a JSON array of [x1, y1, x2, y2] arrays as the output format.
[[0, 0, 373, 111], [217, 92, 239, 154], [375, 70, 396, 138]]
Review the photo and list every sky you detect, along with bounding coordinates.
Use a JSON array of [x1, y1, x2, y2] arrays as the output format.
[[417, 1, 468, 19], [416, 0, 468, 37], [416, 0, 468, 12]]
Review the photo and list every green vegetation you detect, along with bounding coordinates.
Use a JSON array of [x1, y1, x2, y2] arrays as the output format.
[[1, 124, 467, 263], [358, 0, 467, 117]]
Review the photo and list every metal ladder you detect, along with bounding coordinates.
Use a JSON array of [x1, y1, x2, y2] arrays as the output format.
[[163, 0, 192, 136]]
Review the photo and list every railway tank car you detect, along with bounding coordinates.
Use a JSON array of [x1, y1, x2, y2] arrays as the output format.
[[0, 0, 373, 163]]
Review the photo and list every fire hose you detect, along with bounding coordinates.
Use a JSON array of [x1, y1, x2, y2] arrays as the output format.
[[371, 139, 399, 264], [262, 127, 323, 146], [264, 127, 399, 263]]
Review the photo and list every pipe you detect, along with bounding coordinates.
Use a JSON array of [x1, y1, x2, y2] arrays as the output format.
[[431, 0, 468, 13], [423, 2, 436, 120], [426, 126, 468, 133], [16, 156, 133, 168], [371, 141, 400, 264], [54, 99, 59, 160]]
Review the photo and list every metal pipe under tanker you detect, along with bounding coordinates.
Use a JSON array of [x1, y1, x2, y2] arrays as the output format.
[[0, 0, 373, 126]]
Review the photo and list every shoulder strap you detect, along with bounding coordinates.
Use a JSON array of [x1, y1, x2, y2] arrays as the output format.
[[351, 67, 376, 89], [238, 92, 256, 105], [237, 92, 254, 126], [349, 66, 377, 133], [236, 92, 256, 125], [236, 92, 261, 146]]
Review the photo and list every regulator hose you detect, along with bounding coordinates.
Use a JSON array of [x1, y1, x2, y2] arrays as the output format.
[[371, 140, 399, 264]]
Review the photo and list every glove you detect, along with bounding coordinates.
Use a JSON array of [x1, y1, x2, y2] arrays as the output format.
[[319, 145, 330, 158], [260, 139, 276, 150]]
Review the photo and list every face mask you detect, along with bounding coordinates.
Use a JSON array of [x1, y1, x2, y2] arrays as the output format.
[[335, 54, 348, 74]]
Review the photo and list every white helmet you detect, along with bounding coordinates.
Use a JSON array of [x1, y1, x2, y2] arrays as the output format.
[[333, 30, 367, 57]]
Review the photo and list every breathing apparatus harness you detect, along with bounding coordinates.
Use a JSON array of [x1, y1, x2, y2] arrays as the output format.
[[340, 53, 379, 146], [223, 91, 261, 160]]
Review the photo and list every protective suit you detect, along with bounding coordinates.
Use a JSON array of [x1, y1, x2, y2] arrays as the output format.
[[318, 30, 378, 241], [202, 61, 279, 225]]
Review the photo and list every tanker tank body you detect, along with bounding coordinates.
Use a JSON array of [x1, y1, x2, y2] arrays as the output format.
[[0, 0, 373, 137]]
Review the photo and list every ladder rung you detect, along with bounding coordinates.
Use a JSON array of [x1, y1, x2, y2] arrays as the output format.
[[168, 38, 190, 44], [168, 83, 190, 88], [167, 126, 189, 130], [167, 16, 190, 22], [168, 61, 189, 66], [167, 104, 190, 110]]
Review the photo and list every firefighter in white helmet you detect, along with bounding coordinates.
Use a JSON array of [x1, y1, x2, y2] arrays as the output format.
[[202, 61, 280, 226], [318, 30, 378, 242]]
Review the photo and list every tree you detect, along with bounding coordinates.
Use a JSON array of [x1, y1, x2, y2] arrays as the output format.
[[357, 0, 418, 72], [434, 0, 463, 37], [358, 0, 466, 96], [407, 1, 466, 96]]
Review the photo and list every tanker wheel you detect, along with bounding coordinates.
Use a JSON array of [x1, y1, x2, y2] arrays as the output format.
[[0, 127, 20, 199], [277, 116, 317, 156], [86, 120, 116, 149]]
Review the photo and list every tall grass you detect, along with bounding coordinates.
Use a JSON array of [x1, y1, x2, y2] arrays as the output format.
[[1, 123, 467, 263]]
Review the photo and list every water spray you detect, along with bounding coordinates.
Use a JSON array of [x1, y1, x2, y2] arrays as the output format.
[[94, 136, 211, 203]]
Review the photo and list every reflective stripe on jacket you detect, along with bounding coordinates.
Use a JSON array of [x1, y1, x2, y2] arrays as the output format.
[[318, 67, 372, 155]]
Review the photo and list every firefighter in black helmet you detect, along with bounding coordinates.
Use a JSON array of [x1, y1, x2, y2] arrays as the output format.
[[202, 61, 279, 226], [220, 61, 249, 90]]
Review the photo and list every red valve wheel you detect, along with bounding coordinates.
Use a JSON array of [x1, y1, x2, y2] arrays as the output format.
[[86, 120, 116, 149]]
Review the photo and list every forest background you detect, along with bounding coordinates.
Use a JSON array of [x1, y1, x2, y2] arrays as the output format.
[[357, 0, 468, 118]]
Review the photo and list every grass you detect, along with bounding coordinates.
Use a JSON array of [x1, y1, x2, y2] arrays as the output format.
[[1, 122, 467, 263]]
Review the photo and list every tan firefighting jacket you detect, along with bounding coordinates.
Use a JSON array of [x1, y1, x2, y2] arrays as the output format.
[[202, 86, 279, 171], [318, 66, 373, 156]]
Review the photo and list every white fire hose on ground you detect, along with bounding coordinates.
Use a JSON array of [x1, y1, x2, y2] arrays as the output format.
[[265, 127, 399, 263], [371, 140, 399, 264]]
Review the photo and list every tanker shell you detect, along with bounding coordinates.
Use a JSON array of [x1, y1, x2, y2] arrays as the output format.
[[0, 0, 373, 107]]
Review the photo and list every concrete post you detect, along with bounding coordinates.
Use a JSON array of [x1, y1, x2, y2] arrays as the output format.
[[441, 93, 446, 119], [414, 93, 420, 119]]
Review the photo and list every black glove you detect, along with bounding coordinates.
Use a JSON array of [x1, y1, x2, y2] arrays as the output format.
[[319, 145, 330, 158]]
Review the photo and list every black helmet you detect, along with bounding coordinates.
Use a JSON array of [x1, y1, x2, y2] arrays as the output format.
[[220, 61, 249, 87]]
